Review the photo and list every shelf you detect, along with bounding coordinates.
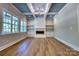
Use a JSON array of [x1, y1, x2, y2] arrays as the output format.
[[46, 24, 54, 25], [46, 29, 54, 31], [46, 19, 54, 26], [27, 25, 34, 26], [46, 24, 54, 27], [27, 26, 34, 28], [27, 28, 34, 30]]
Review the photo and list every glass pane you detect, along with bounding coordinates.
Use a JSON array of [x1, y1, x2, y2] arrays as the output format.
[[8, 24, 11, 29], [20, 19, 27, 32], [12, 29, 15, 32], [12, 25, 15, 29], [12, 16, 18, 32], [3, 11, 12, 33]]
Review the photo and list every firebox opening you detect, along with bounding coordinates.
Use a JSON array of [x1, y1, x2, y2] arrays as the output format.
[[36, 31, 44, 34]]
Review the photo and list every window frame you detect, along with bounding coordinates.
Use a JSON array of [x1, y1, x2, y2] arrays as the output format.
[[2, 11, 19, 34], [20, 19, 27, 32], [3, 11, 12, 33], [12, 16, 19, 33]]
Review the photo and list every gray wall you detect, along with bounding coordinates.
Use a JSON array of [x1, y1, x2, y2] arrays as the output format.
[[54, 3, 79, 50], [0, 4, 27, 51], [0, 4, 3, 34], [0, 3, 26, 34]]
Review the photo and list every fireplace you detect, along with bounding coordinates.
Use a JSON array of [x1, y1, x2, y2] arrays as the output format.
[[36, 31, 44, 34], [35, 28, 46, 38]]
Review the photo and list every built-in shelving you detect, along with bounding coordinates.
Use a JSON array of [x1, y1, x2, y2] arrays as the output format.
[[27, 19, 35, 37], [46, 18, 54, 37], [27, 15, 54, 37]]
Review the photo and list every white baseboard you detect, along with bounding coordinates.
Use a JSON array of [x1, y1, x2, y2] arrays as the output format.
[[0, 36, 26, 51], [55, 36, 79, 51]]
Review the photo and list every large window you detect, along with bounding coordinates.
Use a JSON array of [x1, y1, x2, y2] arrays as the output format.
[[3, 11, 19, 33], [20, 19, 27, 32], [12, 16, 18, 32], [3, 11, 26, 34], [3, 11, 11, 33]]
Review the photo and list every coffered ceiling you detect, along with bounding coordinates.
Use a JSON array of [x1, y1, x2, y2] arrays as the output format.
[[47, 3, 66, 18], [32, 3, 47, 13], [12, 3, 66, 19], [27, 3, 51, 15], [49, 3, 66, 13], [13, 3, 31, 13]]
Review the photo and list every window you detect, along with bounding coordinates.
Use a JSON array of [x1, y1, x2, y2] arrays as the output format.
[[2, 11, 26, 34], [3, 11, 19, 34], [20, 19, 26, 32], [3, 11, 11, 33], [12, 16, 18, 32]]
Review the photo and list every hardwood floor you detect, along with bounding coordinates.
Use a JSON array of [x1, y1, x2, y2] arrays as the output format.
[[0, 37, 79, 56]]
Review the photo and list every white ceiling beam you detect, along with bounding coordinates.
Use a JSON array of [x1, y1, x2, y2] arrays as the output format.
[[34, 12, 45, 14], [47, 12, 57, 15], [34, 12, 57, 15], [45, 3, 50, 13], [23, 13, 33, 15], [27, 3, 36, 18], [44, 3, 52, 19]]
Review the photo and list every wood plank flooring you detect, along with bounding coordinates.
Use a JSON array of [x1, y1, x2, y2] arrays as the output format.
[[0, 37, 79, 56]]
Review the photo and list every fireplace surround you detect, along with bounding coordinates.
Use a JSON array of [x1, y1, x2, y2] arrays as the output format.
[[36, 31, 44, 34]]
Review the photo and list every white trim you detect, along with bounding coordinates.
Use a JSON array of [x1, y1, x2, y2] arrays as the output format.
[[9, 4, 24, 15], [77, 5, 79, 33], [27, 3, 35, 18], [45, 3, 50, 13], [23, 13, 33, 15], [54, 36, 79, 51], [0, 36, 27, 51], [44, 3, 51, 18], [47, 12, 57, 15]]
